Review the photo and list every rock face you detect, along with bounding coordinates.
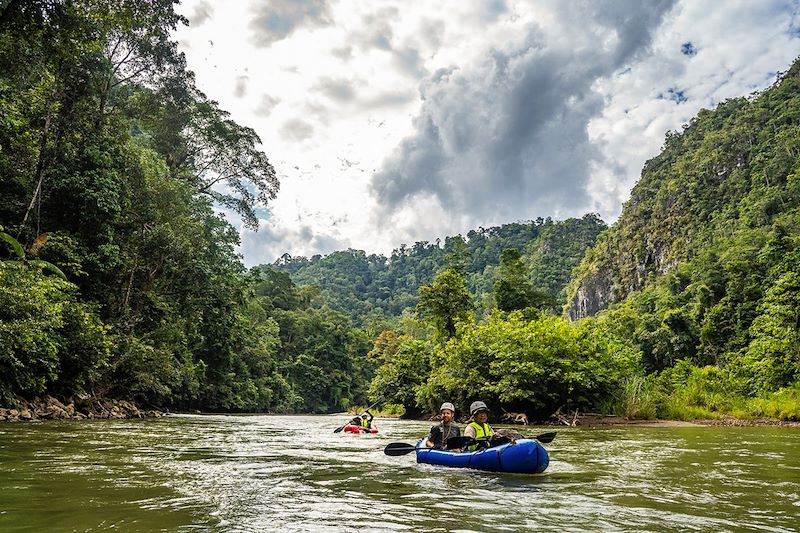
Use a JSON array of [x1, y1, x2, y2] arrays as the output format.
[[567, 269, 617, 321], [0, 396, 164, 423], [566, 242, 679, 321]]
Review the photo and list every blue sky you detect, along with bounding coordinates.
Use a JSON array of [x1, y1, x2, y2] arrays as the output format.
[[173, 0, 800, 266]]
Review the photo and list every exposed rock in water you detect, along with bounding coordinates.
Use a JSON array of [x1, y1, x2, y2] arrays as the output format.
[[0, 396, 165, 422]]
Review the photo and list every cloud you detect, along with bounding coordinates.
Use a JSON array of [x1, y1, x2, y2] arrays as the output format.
[[234, 75, 249, 97], [239, 218, 350, 266], [280, 118, 315, 142], [392, 46, 425, 78], [174, 0, 800, 264], [370, 0, 678, 227], [331, 45, 353, 61], [189, 1, 213, 26], [349, 8, 398, 52], [362, 89, 417, 109], [255, 94, 281, 117], [312, 77, 357, 102], [249, 0, 333, 47], [480, 0, 508, 23], [416, 18, 445, 50]]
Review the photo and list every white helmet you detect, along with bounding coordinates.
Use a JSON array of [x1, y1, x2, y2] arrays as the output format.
[[470, 401, 489, 416], [440, 402, 455, 413]]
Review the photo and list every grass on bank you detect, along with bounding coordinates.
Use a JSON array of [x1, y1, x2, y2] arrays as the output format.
[[617, 361, 800, 421]]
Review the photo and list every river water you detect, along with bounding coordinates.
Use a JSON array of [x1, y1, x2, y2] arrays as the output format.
[[0, 414, 798, 532]]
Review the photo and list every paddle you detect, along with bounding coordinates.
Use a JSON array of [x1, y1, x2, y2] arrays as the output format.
[[384, 442, 417, 456], [446, 431, 558, 450], [384, 431, 557, 456], [333, 397, 384, 433]]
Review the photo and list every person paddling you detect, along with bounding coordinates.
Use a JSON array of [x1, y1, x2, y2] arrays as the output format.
[[359, 411, 374, 430], [464, 401, 494, 450], [425, 402, 460, 449], [348, 411, 374, 430]]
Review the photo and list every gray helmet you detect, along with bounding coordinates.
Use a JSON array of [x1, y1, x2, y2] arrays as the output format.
[[440, 402, 455, 413], [470, 401, 489, 416]]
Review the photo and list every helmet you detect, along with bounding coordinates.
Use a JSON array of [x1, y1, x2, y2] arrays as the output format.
[[470, 401, 489, 416], [361, 414, 368, 419], [440, 402, 455, 413]]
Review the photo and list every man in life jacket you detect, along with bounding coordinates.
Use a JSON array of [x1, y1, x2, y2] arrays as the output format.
[[425, 402, 460, 449], [464, 401, 494, 450]]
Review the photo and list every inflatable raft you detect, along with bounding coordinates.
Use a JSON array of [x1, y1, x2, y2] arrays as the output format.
[[342, 424, 379, 434], [415, 438, 549, 474]]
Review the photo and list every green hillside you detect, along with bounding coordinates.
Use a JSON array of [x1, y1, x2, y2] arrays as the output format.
[[565, 57, 800, 402], [268, 214, 606, 325]]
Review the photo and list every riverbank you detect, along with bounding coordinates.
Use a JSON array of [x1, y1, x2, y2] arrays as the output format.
[[550, 413, 800, 429], [0, 396, 165, 422]]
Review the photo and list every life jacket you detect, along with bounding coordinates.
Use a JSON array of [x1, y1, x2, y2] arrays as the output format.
[[360, 417, 370, 428], [466, 421, 493, 451]]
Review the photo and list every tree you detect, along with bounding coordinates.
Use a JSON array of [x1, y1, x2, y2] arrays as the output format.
[[131, 84, 278, 230], [741, 271, 800, 392], [416, 268, 474, 341], [369, 339, 431, 418], [493, 248, 543, 311], [418, 312, 636, 418]]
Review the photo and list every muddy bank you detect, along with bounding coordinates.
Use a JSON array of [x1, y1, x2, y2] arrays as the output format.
[[0, 395, 165, 422]]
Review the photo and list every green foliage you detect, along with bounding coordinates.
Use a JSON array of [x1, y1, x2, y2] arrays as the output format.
[[493, 248, 553, 312], [110, 337, 184, 405], [611, 361, 800, 422], [252, 268, 374, 413], [615, 375, 658, 419], [739, 270, 800, 392], [0, 263, 111, 402], [566, 60, 800, 406], [742, 384, 800, 420], [369, 339, 431, 417], [416, 268, 474, 341], [421, 312, 637, 418], [0, 0, 371, 415], [0, 226, 24, 259], [527, 213, 607, 308], [270, 216, 605, 325]]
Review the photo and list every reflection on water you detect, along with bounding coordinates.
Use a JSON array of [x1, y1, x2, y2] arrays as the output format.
[[0, 415, 798, 532]]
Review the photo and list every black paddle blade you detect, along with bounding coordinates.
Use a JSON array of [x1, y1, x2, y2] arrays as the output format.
[[384, 442, 416, 456], [333, 426, 344, 433], [445, 435, 475, 449], [534, 431, 557, 443]]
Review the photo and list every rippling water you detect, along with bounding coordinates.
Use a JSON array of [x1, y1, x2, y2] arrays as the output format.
[[1, 415, 798, 532]]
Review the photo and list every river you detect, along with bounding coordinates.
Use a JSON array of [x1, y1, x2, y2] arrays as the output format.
[[0, 415, 798, 532]]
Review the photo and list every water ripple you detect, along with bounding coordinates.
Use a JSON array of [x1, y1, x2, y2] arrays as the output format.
[[0, 416, 798, 531]]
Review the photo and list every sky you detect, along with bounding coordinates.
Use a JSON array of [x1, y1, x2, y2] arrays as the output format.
[[172, 0, 800, 266]]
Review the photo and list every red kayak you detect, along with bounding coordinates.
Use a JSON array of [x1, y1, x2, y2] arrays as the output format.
[[342, 424, 379, 434]]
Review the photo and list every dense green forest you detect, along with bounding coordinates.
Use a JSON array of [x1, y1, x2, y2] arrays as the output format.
[[1, 1, 797, 421], [269, 214, 606, 325], [0, 0, 372, 413]]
